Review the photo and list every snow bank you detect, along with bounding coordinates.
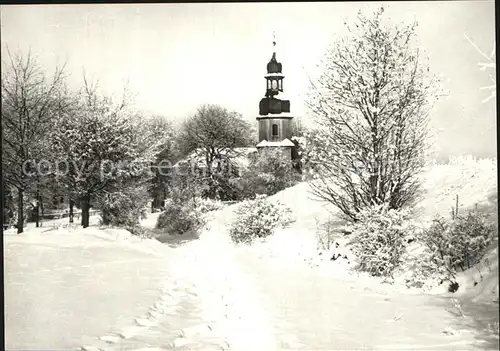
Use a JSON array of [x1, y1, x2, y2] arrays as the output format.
[[4, 219, 171, 258], [266, 181, 335, 231], [454, 240, 499, 303], [415, 157, 497, 224], [412, 157, 498, 300], [140, 211, 162, 229]]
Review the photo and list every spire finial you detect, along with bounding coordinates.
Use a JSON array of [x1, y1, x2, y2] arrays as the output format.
[[272, 31, 276, 47]]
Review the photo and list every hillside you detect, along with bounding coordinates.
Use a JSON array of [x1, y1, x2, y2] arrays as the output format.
[[213, 157, 498, 298], [414, 157, 497, 224]]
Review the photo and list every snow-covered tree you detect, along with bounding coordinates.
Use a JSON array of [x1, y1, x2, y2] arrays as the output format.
[[52, 77, 157, 228], [1, 49, 68, 233], [179, 104, 253, 200], [305, 7, 443, 221], [144, 115, 179, 210]]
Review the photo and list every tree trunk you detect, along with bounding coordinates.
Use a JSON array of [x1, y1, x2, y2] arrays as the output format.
[[17, 187, 24, 234], [40, 194, 44, 227], [35, 185, 40, 228], [69, 197, 74, 223], [81, 194, 90, 228], [35, 202, 39, 228]]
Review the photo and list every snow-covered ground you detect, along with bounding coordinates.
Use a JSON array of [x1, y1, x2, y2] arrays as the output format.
[[235, 157, 499, 350], [3, 213, 275, 351], [414, 156, 497, 224], [4, 216, 176, 350], [4, 157, 498, 350], [200, 157, 498, 349]]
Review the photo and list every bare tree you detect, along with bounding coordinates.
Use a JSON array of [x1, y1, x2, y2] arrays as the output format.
[[305, 7, 443, 221], [179, 104, 253, 199], [1, 48, 67, 233]]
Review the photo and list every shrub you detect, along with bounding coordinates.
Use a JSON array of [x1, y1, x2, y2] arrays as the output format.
[[395, 201, 496, 290], [422, 209, 496, 275], [128, 225, 154, 238], [96, 185, 149, 234], [395, 239, 448, 289], [155, 199, 205, 236], [346, 204, 417, 278], [195, 197, 225, 214], [315, 218, 339, 251], [229, 195, 294, 244], [238, 148, 301, 199], [169, 164, 205, 203], [315, 218, 355, 264]]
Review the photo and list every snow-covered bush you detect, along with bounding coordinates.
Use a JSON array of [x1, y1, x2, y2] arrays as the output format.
[[95, 185, 149, 234], [315, 218, 354, 264], [395, 207, 497, 290], [229, 195, 294, 244], [422, 209, 496, 275], [291, 135, 308, 172], [347, 204, 418, 278], [155, 199, 205, 236], [395, 239, 448, 289], [169, 164, 205, 203], [238, 148, 301, 199], [195, 197, 225, 214], [315, 218, 339, 251]]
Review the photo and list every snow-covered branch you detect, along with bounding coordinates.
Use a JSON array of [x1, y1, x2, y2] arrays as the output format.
[[464, 33, 496, 103]]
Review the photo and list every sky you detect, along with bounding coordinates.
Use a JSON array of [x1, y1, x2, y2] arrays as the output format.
[[0, 1, 496, 158]]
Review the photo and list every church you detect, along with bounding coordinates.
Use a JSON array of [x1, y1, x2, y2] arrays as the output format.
[[255, 37, 296, 160], [173, 36, 298, 176]]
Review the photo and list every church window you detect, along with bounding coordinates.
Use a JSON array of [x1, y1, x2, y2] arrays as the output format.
[[271, 80, 278, 89], [272, 123, 279, 140]]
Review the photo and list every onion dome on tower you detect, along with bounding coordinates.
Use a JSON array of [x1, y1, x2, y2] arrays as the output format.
[[259, 37, 291, 115]]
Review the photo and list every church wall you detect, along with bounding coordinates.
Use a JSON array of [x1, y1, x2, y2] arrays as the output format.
[[258, 118, 293, 142]]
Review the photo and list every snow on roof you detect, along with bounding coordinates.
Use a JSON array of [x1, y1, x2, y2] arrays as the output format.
[[256, 138, 295, 148], [264, 73, 284, 78], [273, 91, 290, 101], [257, 113, 293, 118]]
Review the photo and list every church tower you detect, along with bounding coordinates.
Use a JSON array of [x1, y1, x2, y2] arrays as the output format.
[[256, 35, 295, 159]]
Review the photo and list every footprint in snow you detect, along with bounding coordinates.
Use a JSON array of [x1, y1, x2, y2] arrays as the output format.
[[99, 335, 121, 343]]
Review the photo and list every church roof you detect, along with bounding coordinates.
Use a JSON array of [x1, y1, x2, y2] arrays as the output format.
[[267, 52, 282, 74], [273, 91, 290, 101], [256, 138, 295, 148], [264, 72, 284, 78], [257, 112, 293, 119]]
